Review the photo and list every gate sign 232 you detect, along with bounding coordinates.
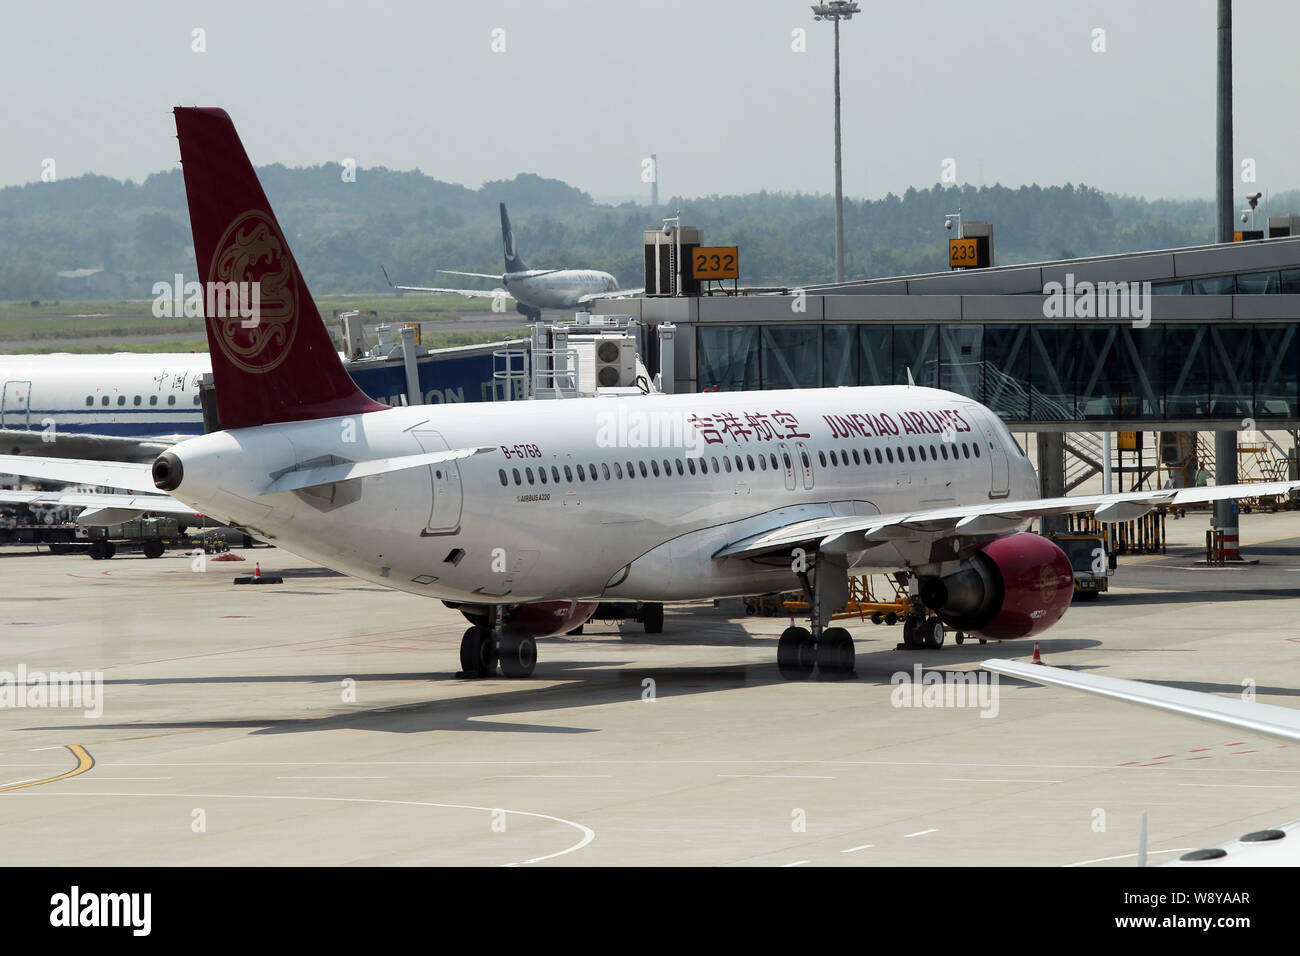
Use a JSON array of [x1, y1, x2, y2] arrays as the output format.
[[692, 246, 739, 280]]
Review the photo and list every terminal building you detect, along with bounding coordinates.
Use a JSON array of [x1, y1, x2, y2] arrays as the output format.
[[591, 228, 1300, 512]]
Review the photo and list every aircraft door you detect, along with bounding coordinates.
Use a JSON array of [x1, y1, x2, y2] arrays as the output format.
[[975, 408, 1011, 498], [412, 428, 464, 534], [777, 442, 797, 491], [795, 440, 815, 490], [1, 381, 31, 429]]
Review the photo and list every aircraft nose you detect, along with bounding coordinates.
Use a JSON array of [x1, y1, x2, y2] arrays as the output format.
[[152, 451, 184, 491]]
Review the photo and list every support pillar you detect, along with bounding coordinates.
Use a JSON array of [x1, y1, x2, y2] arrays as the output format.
[[1102, 431, 1113, 495], [1037, 432, 1066, 535], [1214, 428, 1240, 559]]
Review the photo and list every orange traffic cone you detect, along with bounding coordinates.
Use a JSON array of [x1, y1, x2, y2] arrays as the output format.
[[254, 562, 261, 582], [1031, 641, 1044, 665]]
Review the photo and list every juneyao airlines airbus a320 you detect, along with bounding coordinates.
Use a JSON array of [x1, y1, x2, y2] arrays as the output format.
[[383, 202, 640, 321], [3, 107, 1297, 681]]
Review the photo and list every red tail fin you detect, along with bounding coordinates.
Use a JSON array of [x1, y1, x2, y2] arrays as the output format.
[[173, 107, 386, 430]]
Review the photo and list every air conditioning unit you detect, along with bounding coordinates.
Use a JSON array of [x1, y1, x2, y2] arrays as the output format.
[[594, 335, 637, 388]]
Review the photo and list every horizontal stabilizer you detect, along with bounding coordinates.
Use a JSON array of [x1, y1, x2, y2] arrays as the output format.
[[263, 447, 495, 495]]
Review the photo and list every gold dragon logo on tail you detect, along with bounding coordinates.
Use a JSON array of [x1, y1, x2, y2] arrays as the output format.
[[207, 210, 298, 374]]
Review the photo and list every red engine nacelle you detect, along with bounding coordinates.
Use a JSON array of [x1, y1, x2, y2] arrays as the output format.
[[504, 601, 599, 638], [919, 532, 1073, 640]]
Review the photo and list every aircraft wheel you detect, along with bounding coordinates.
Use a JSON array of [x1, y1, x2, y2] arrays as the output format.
[[498, 627, 537, 679], [816, 626, 856, 674], [459, 625, 497, 678], [642, 603, 664, 634], [922, 617, 945, 649], [777, 626, 815, 680], [902, 616, 923, 648]]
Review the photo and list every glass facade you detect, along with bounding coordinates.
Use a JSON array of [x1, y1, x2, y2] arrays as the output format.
[[1152, 269, 1300, 295], [697, 322, 1300, 422]]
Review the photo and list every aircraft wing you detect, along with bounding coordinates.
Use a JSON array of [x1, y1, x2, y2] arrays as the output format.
[[983, 660, 1300, 744], [578, 288, 645, 303], [984, 660, 1300, 866], [381, 265, 511, 300], [0, 428, 175, 463], [0, 454, 158, 494], [392, 284, 511, 300], [713, 481, 1300, 560], [437, 270, 505, 280], [0, 488, 200, 524]]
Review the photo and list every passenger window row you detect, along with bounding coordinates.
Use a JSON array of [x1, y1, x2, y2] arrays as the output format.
[[817, 441, 981, 467], [497, 440, 983, 488], [84, 394, 199, 407], [500, 450, 796, 487]]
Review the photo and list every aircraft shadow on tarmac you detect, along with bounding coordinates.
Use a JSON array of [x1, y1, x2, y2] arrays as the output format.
[[18, 633, 1105, 739], [1085, 586, 1300, 607]]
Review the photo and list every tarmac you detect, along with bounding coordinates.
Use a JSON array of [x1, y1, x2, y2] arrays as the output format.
[[2, 508, 1299, 867]]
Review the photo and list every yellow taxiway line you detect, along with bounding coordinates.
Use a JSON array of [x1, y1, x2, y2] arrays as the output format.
[[0, 744, 94, 792]]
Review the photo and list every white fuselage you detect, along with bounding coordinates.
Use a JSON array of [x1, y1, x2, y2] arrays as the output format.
[[502, 269, 619, 310], [165, 386, 1039, 605], [0, 354, 209, 440]]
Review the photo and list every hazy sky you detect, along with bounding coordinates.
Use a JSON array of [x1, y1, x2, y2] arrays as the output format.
[[3, 0, 1297, 201]]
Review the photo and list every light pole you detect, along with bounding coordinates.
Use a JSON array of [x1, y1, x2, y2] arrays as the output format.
[[812, 1, 859, 284]]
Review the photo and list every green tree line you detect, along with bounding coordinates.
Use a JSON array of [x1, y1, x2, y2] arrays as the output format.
[[1, 164, 1294, 300]]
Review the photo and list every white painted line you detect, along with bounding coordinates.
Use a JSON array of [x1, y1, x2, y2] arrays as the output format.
[[841, 844, 874, 853], [492, 775, 611, 779], [29, 746, 62, 752], [98, 759, 1300, 774], [82, 777, 171, 781], [904, 828, 937, 838], [277, 776, 389, 780], [718, 774, 836, 779], [1, 779, 36, 787], [6, 791, 594, 867], [1065, 848, 1194, 867], [1176, 783, 1297, 789], [944, 778, 1063, 784], [781, 860, 810, 867]]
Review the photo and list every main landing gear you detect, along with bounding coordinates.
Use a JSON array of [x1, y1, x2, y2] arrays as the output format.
[[460, 608, 538, 679], [778, 550, 856, 680]]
